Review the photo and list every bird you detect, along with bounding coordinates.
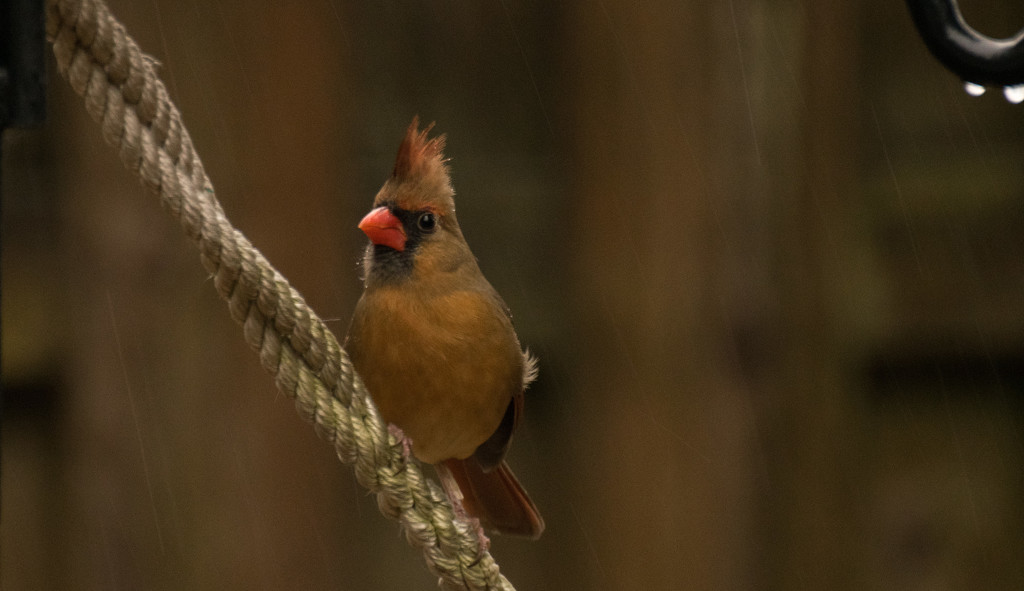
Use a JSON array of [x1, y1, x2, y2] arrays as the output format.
[[344, 118, 544, 539]]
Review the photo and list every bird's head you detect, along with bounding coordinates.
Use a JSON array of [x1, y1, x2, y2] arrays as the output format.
[[359, 118, 470, 285]]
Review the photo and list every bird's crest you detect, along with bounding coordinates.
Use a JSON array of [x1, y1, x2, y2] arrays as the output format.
[[393, 117, 448, 180], [385, 117, 455, 214]]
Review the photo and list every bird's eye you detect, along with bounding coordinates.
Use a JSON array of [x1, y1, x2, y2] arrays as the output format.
[[417, 212, 436, 232]]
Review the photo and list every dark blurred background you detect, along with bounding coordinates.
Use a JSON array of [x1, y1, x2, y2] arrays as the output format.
[[3, 0, 1024, 589]]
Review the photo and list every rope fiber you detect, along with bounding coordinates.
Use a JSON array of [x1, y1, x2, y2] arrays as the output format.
[[44, 0, 516, 588]]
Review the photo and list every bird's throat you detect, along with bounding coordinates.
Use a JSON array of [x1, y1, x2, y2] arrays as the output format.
[[365, 243, 415, 285]]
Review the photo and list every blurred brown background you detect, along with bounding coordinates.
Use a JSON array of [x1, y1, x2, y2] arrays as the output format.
[[3, 0, 1024, 589]]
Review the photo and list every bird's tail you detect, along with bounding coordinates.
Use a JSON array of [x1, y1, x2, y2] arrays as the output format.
[[438, 458, 545, 539]]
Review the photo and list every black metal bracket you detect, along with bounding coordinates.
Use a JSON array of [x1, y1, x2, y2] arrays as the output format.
[[905, 0, 1024, 88]]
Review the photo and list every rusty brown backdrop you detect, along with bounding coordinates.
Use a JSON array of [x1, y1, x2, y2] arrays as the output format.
[[3, 1, 1024, 589]]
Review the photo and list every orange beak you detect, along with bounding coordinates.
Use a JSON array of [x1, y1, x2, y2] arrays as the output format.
[[359, 206, 407, 252]]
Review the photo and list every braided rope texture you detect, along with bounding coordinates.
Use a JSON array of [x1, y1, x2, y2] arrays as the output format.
[[45, 0, 514, 588]]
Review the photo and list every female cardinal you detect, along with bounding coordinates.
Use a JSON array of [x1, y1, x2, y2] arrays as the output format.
[[345, 118, 544, 539]]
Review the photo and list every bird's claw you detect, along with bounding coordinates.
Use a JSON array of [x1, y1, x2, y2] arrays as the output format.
[[388, 424, 414, 460], [449, 496, 491, 553]]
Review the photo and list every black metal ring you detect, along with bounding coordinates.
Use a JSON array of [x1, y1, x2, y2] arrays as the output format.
[[905, 0, 1024, 87]]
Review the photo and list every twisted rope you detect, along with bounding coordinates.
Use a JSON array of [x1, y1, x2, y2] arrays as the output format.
[[45, 0, 514, 588]]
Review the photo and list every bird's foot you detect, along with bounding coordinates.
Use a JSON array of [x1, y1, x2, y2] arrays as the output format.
[[387, 424, 414, 460], [436, 463, 491, 553], [449, 496, 491, 553], [471, 517, 491, 554]]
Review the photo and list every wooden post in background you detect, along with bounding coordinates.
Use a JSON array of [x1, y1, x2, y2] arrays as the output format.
[[3, 1, 1023, 589]]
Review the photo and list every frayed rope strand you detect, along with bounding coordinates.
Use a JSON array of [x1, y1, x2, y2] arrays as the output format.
[[45, 0, 513, 588]]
